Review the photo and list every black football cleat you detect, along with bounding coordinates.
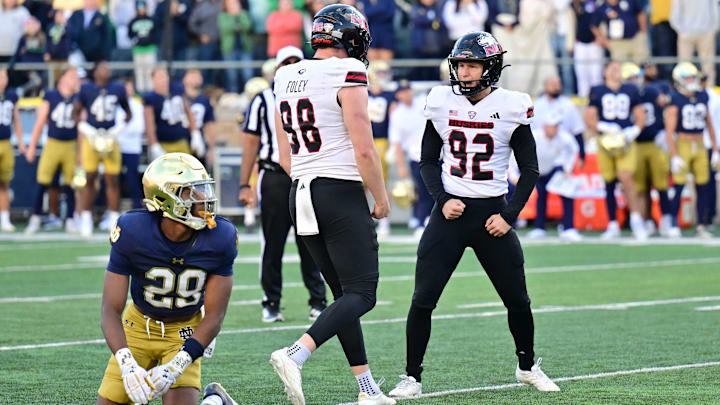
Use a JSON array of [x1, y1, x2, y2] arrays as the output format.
[[202, 382, 238, 405]]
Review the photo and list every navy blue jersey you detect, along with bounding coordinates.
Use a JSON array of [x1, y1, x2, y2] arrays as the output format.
[[591, 0, 642, 40], [45, 90, 78, 140], [670, 90, 709, 135], [143, 83, 191, 142], [368, 90, 395, 139], [647, 80, 672, 96], [589, 83, 641, 128], [189, 95, 214, 130], [637, 85, 663, 142], [79, 81, 128, 129], [107, 209, 237, 319], [0, 90, 18, 140], [575, 0, 601, 43]]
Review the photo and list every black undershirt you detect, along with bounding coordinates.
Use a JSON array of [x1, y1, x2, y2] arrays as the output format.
[[419, 120, 539, 224]]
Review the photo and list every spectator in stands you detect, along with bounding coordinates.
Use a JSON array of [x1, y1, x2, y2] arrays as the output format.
[[410, 0, 447, 80], [265, 0, 302, 57], [68, 0, 113, 63], [14, 16, 45, 96], [670, 0, 718, 87], [218, 0, 253, 93], [0, 0, 30, 64], [45, 10, 71, 64], [109, 0, 137, 62], [443, 0, 488, 42], [189, 0, 222, 84], [648, 0, 675, 80], [590, 0, 648, 62], [116, 77, 145, 209], [550, 0, 574, 94], [23, 0, 53, 32], [184, 68, 216, 164], [154, 0, 193, 62], [248, 0, 270, 59], [572, 0, 603, 98], [129, 0, 157, 93], [359, 0, 396, 60]]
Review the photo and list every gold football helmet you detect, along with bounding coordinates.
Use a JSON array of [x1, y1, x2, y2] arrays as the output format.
[[262, 59, 277, 83], [368, 60, 392, 88], [391, 179, 417, 209], [672, 62, 701, 92], [243, 77, 270, 99], [620, 62, 641, 83], [142, 153, 217, 230]]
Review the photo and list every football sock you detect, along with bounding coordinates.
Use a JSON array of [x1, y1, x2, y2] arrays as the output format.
[[287, 341, 311, 367], [33, 184, 46, 215], [355, 369, 381, 396], [672, 184, 684, 226], [605, 181, 617, 221], [0, 210, 9, 225], [658, 190, 671, 215], [200, 395, 223, 405], [561, 196, 574, 230], [696, 183, 710, 225], [63, 186, 75, 218]]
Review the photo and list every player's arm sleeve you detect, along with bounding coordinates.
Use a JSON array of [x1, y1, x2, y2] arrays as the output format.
[[205, 101, 215, 122], [106, 218, 133, 275], [241, 94, 263, 136], [419, 119, 452, 209], [588, 87, 601, 109], [501, 124, 539, 224], [215, 224, 237, 277]]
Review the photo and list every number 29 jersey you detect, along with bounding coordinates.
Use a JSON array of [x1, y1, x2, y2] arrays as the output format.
[[273, 57, 369, 182], [425, 86, 533, 198], [106, 209, 237, 319]]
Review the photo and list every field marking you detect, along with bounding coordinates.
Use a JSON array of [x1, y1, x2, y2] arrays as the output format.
[[4, 256, 720, 303], [696, 305, 720, 311], [2, 295, 718, 352], [338, 361, 720, 405], [457, 301, 504, 309]]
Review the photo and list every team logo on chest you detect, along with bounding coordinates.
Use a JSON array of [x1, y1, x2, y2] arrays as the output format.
[[172, 257, 184, 265], [468, 111, 477, 120], [179, 326, 194, 340]]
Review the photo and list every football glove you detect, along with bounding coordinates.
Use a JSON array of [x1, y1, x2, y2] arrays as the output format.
[[148, 350, 193, 398], [203, 337, 216, 359], [622, 125, 641, 143], [596, 121, 622, 135], [671, 155, 686, 174], [149, 143, 166, 161], [116, 348, 154, 404], [712, 150, 720, 170], [191, 130, 206, 158]]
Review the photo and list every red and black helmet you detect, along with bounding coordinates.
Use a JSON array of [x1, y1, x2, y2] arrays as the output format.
[[448, 31, 507, 97], [311, 4, 372, 67]]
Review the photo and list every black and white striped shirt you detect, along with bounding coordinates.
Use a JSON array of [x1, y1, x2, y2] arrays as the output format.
[[243, 88, 279, 163]]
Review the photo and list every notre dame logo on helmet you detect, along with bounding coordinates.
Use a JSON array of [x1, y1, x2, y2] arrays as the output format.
[[110, 226, 121, 243]]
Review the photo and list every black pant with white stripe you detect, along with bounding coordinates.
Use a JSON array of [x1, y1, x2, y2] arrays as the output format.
[[259, 169, 326, 310], [405, 196, 535, 381]]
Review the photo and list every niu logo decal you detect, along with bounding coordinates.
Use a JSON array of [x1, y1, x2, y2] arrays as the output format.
[[468, 111, 477, 120]]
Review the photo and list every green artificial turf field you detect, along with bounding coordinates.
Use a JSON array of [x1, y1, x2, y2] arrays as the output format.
[[1, 231, 719, 404]]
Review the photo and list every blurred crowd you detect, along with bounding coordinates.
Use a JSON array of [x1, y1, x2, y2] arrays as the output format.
[[0, 0, 718, 97]]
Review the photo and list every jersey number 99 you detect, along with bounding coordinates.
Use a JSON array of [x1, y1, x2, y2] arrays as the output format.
[[280, 99, 321, 154], [144, 267, 207, 309]]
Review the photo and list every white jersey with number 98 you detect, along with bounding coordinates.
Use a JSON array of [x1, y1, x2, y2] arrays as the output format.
[[274, 57, 369, 182]]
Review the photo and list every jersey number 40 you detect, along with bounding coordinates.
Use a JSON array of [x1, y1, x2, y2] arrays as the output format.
[[449, 130, 494, 180], [280, 99, 321, 154]]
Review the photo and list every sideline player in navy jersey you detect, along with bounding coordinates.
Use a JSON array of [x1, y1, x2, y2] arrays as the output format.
[[389, 31, 558, 399], [183, 69, 213, 164], [585, 60, 647, 239], [73, 61, 132, 237], [25, 68, 80, 235], [367, 60, 396, 236], [665, 63, 720, 238], [621, 63, 675, 237], [0, 68, 24, 232], [96, 152, 237, 405], [143, 68, 203, 161]]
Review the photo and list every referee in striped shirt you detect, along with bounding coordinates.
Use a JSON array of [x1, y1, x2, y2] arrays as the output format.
[[239, 46, 327, 323]]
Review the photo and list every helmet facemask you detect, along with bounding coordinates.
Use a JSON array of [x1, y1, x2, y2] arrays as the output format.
[[147, 179, 217, 230], [448, 56, 504, 97]]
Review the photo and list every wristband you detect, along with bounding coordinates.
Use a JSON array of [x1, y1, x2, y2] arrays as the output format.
[[239, 184, 251, 190], [180, 337, 205, 362]]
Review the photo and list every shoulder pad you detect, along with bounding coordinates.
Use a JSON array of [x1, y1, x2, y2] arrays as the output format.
[[497, 88, 533, 125], [330, 58, 368, 87]]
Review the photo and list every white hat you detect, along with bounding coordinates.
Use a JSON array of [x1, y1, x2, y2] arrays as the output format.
[[276, 46, 304, 65]]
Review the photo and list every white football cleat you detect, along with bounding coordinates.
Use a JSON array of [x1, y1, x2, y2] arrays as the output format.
[[358, 392, 396, 405], [515, 358, 560, 392], [601, 221, 620, 239], [262, 306, 285, 323], [388, 375, 422, 398], [696, 225, 712, 239], [270, 348, 305, 405], [80, 211, 93, 238], [65, 217, 78, 234], [308, 306, 323, 322], [25, 215, 41, 235], [0, 222, 15, 232], [629, 213, 648, 240], [559, 228, 583, 242], [659, 214, 673, 237], [526, 228, 546, 239], [645, 219, 657, 236], [667, 226, 681, 238]]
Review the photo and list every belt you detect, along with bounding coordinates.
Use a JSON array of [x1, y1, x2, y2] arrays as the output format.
[[259, 160, 285, 173]]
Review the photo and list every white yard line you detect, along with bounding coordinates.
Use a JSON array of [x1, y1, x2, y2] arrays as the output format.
[[457, 301, 504, 309], [4, 256, 720, 302], [2, 295, 718, 352], [695, 305, 720, 311], [337, 361, 720, 405]]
